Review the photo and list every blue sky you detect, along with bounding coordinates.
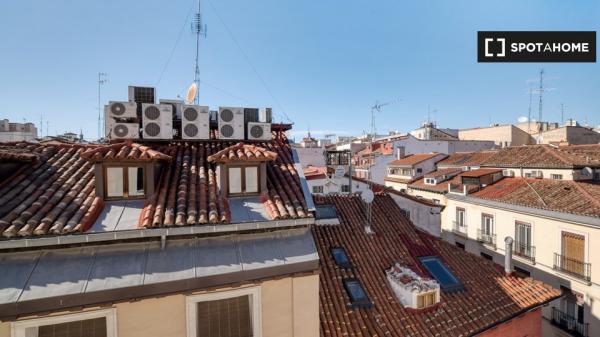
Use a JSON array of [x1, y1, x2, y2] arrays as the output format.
[[0, 0, 598, 140]]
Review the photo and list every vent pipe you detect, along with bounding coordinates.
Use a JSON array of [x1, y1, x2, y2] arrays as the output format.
[[504, 236, 513, 276]]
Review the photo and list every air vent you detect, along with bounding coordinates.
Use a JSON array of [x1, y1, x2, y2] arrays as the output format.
[[184, 124, 198, 137], [221, 125, 234, 138], [247, 122, 271, 141], [105, 121, 138, 140], [113, 124, 129, 137], [145, 123, 161, 137], [145, 106, 161, 120], [183, 107, 198, 121], [111, 103, 126, 116], [105, 101, 137, 119], [220, 109, 234, 122]]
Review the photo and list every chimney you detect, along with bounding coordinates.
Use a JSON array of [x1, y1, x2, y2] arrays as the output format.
[[396, 146, 405, 160], [504, 236, 514, 276]]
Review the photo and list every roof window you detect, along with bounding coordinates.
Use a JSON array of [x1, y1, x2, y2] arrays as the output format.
[[419, 256, 464, 293], [343, 278, 373, 308], [331, 247, 352, 268]]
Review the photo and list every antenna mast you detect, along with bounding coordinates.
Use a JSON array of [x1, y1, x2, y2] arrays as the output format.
[[193, 0, 207, 105], [97, 72, 108, 140], [527, 87, 533, 134], [561, 103, 565, 126], [537, 69, 544, 127]]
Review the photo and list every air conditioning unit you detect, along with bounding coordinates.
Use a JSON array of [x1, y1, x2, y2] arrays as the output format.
[[259, 107, 272, 123], [247, 122, 272, 141], [218, 107, 244, 140], [181, 105, 210, 140], [105, 121, 139, 140], [128, 86, 155, 104], [160, 99, 184, 119], [142, 103, 173, 139], [105, 101, 137, 119]]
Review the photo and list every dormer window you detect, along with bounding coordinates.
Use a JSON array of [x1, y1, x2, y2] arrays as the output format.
[[424, 178, 436, 185], [227, 165, 260, 195], [105, 165, 145, 199]]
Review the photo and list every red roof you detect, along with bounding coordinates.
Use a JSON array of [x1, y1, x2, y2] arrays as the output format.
[[436, 150, 498, 167], [481, 144, 600, 168], [389, 153, 446, 167], [472, 177, 600, 217], [314, 194, 560, 337], [303, 166, 329, 181], [459, 168, 503, 178], [207, 142, 278, 163], [0, 131, 312, 237]]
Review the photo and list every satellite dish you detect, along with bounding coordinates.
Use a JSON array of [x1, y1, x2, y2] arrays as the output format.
[[582, 167, 593, 176], [186, 82, 198, 104], [517, 116, 528, 123], [361, 188, 374, 203]]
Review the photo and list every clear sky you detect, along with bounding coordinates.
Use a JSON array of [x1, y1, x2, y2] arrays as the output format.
[[0, 0, 598, 140]]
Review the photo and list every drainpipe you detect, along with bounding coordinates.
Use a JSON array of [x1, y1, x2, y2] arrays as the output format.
[[504, 236, 513, 276]]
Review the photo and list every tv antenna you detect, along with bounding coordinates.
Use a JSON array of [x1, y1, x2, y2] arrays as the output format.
[[97, 72, 108, 140], [370, 98, 401, 140], [192, 0, 207, 105], [561, 103, 565, 126], [537, 68, 544, 125], [527, 86, 533, 134]]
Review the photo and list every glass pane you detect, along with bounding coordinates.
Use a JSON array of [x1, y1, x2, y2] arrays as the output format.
[[229, 167, 242, 194], [197, 296, 252, 337], [245, 167, 258, 193], [106, 167, 124, 197], [37, 317, 107, 337], [128, 167, 145, 196]]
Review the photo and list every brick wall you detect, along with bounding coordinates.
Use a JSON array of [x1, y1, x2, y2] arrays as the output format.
[[480, 307, 542, 337]]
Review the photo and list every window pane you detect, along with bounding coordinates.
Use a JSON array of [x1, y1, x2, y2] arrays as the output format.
[[106, 167, 124, 197], [37, 317, 107, 337], [128, 167, 145, 196], [229, 167, 242, 194], [197, 296, 252, 337], [245, 167, 258, 193]]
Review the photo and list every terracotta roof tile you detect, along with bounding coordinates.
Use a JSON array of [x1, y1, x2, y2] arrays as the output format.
[[207, 143, 277, 163], [313, 194, 561, 337], [460, 168, 503, 178], [81, 141, 171, 162], [481, 144, 600, 168], [437, 150, 498, 167], [389, 153, 446, 167]]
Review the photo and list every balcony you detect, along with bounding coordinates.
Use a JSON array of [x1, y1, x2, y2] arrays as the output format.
[[452, 221, 468, 237], [513, 241, 536, 263], [551, 307, 589, 337], [553, 253, 591, 282], [477, 229, 496, 248]]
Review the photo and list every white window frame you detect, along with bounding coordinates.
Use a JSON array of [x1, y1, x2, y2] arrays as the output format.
[[186, 286, 261, 337], [11, 308, 117, 337]]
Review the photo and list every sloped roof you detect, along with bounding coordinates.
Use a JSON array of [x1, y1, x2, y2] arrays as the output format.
[[314, 194, 561, 337], [471, 177, 600, 217], [460, 168, 503, 178], [389, 153, 446, 167], [207, 143, 277, 163], [81, 141, 171, 162], [481, 144, 600, 168], [436, 150, 498, 167]]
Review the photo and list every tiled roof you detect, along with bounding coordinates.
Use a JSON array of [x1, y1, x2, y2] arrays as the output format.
[[314, 194, 561, 337], [436, 150, 498, 167], [351, 175, 441, 208], [481, 144, 600, 168], [423, 167, 462, 178], [81, 141, 172, 162], [383, 176, 416, 184], [303, 166, 329, 181], [389, 153, 446, 167], [409, 174, 462, 194], [460, 168, 503, 178], [471, 177, 600, 217], [0, 143, 103, 237], [0, 143, 43, 163], [0, 131, 312, 237], [207, 143, 278, 163]]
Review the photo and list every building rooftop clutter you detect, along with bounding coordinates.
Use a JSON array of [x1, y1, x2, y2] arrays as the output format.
[[313, 194, 561, 337], [0, 130, 313, 239], [480, 144, 600, 168], [388, 152, 446, 167], [470, 177, 600, 218]]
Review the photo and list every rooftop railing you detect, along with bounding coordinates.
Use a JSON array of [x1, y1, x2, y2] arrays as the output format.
[[452, 221, 468, 237], [551, 307, 589, 337], [553, 253, 591, 282], [513, 241, 536, 263], [476, 229, 496, 248]]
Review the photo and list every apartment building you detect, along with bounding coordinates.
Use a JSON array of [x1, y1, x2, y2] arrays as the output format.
[[0, 127, 320, 337], [0, 119, 37, 142], [441, 172, 600, 337], [532, 126, 600, 145], [409, 122, 459, 140], [313, 193, 561, 337], [384, 152, 448, 191]]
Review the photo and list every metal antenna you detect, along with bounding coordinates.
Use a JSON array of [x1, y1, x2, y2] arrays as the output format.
[[537, 69, 544, 126], [528, 87, 533, 134], [192, 0, 207, 105], [97, 72, 108, 140], [561, 103, 565, 126]]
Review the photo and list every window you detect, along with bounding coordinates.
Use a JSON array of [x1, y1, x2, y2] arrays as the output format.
[[228, 166, 260, 196], [400, 208, 411, 219], [480, 252, 493, 261], [416, 168, 423, 174], [341, 184, 350, 193], [455, 242, 465, 250], [561, 231, 586, 276], [331, 247, 352, 268], [425, 178, 436, 185], [551, 174, 563, 180], [432, 199, 440, 204], [455, 208, 465, 227], [12, 309, 116, 337], [513, 266, 531, 278], [105, 166, 145, 199], [343, 279, 372, 308], [315, 204, 338, 220], [186, 287, 260, 337], [416, 292, 437, 309], [312, 185, 324, 194], [419, 256, 464, 292], [514, 222, 532, 256], [401, 168, 412, 176], [481, 214, 494, 236]]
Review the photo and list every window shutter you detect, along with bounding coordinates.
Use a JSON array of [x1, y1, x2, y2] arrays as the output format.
[[197, 296, 252, 337], [562, 232, 584, 262]]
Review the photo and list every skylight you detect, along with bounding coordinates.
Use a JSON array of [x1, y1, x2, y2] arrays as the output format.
[[315, 204, 338, 220], [343, 279, 373, 308], [419, 256, 464, 293], [331, 247, 352, 268]]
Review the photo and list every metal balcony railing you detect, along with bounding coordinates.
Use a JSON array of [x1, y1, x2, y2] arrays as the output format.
[[452, 221, 467, 236], [477, 229, 496, 248], [551, 307, 589, 337], [512, 241, 536, 263], [553, 253, 591, 282]]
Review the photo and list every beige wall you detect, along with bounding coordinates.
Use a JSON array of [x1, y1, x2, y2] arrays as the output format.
[[441, 198, 600, 336], [535, 126, 600, 145], [407, 188, 446, 205], [459, 125, 533, 147], [0, 274, 320, 337]]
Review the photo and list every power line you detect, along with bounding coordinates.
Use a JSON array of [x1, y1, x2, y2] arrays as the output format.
[[206, 0, 292, 123]]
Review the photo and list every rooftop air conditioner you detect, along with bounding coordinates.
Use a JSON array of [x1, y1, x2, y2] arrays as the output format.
[[218, 107, 244, 140], [247, 122, 272, 141], [159, 99, 184, 120], [142, 103, 173, 139], [128, 86, 155, 104], [105, 101, 137, 119], [105, 121, 139, 140], [182, 105, 210, 140]]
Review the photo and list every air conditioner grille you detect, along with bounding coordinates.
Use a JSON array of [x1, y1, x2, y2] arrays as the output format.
[[145, 123, 161, 137], [184, 107, 198, 121], [111, 103, 126, 116], [220, 125, 234, 138], [184, 124, 198, 137], [220, 109, 234, 122], [250, 125, 264, 138], [114, 124, 130, 137], [145, 106, 161, 120]]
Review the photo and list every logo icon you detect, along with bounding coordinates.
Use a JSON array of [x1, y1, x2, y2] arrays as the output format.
[[484, 38, 505, 57]]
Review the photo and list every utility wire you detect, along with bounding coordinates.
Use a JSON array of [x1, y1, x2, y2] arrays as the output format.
[[156, 0, 197, 86], [206, 0, 292, 123]]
